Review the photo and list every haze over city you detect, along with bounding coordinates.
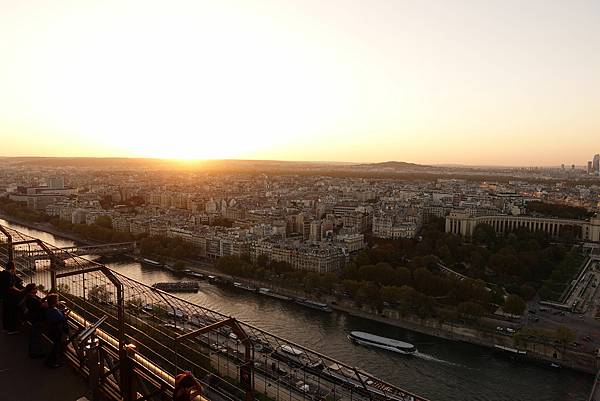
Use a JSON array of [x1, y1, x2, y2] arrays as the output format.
[[1, 0, 599, 165]]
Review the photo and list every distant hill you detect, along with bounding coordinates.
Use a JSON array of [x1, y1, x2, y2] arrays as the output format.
[[351, 161, 432, 170]]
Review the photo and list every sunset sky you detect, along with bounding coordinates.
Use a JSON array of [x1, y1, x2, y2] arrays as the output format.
[[1, 0, 599, 166]]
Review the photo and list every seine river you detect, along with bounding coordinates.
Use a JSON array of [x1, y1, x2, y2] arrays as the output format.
[[1, 218, 592, 401]]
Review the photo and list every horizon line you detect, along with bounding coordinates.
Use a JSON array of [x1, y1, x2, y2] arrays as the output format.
[[0, 155, 593, 169]]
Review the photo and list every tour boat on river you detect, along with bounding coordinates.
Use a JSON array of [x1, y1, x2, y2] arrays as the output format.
[[258, 288, 292, 301], [295, 298, 332, 312], [142, 258, 163, 267], [348, 331, 416, 354], [152, 281, 199, 293]]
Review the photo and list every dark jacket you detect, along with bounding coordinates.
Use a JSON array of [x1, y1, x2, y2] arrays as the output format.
[[46, 307, 68, 339], [0, 270, 23, 299], [24, 295, 45, 324]]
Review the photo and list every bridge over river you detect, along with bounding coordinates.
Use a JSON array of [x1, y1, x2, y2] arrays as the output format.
[[11, 241, 136, 263]]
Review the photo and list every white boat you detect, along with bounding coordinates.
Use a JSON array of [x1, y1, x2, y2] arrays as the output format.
[[259, 288, 292, 301], [142, 258, 163, 267], [233, 282, 257, 292], [348, 331, 416, 354]]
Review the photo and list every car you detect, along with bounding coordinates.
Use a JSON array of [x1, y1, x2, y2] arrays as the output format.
[[579, 315, 584, 318], [532, 317, 540, 322], [583, 336, 592, 342], [529, 310, 537, 314], [506, 328, 516, 333], [539, 307, 549, 312], [296, 381, 310, 393], [496, 326, 504, 332]]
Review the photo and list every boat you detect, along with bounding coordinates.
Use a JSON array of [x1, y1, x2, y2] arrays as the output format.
[[233, 282, 257, 292], [152, 282, 200, 293], [142, 258, 163, 267], [347, 331, 416, 354], [295, 298, 332, 312], [258, 288, 292, 301], [493, 344, 527, 357]]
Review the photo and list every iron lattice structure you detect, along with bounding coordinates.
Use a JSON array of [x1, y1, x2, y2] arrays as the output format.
[[0, 224, 428, 401]]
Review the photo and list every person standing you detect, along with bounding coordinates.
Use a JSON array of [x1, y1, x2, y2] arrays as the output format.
[[0, 261, 24, 334], [45, 293, 68, 368], [23, 283, 46, 358], [173, 371, 203, 401]]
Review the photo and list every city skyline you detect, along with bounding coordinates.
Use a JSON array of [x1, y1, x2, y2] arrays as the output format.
[[1, 0, 599, 165]]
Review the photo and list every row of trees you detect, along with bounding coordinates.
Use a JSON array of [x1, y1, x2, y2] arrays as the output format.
[[0, 197, 50, 223], [527, 201, 593, 220]]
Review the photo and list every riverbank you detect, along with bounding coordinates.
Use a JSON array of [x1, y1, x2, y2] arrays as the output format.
[[138, 258, 599, 375], [1, 215, 598, 375], [0, 213, 93, 245]]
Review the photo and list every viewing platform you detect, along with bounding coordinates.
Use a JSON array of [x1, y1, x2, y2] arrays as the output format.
[[0, 224, 429, 401], [0, 329, 89, 401]]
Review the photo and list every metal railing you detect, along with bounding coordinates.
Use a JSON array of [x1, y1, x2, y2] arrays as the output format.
[[0, 224, 429, 401]]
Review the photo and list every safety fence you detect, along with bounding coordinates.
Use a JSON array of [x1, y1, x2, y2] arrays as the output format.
[[0, 224, 428, 401]]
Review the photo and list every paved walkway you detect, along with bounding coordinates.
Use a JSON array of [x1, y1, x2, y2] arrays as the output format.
[[0, 329, 90, 401]]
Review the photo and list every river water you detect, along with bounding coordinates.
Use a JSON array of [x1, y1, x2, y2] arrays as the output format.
[[0, 218, 592, 401]]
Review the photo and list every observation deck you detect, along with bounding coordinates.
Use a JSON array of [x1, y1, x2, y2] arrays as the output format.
[[0, 224, 428, 401]]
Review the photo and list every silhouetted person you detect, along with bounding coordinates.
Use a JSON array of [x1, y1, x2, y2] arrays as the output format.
[[22, 283, 46, 358], [173, 371, 203, 401], [0, 261, 23, 334], [45, 293, 68, 368]]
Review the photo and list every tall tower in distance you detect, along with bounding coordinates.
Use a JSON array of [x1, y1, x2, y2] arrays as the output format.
[[594, 154, 600, 174], [588, 161, 593, 174]]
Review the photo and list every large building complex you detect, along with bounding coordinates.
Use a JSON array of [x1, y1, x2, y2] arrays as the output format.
[[446, 211, 600, 242]]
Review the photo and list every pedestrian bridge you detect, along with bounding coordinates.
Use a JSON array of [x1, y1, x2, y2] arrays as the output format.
[[13, 242, 136, 262]]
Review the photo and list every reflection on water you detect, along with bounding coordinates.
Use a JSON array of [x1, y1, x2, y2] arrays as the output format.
[[0, 218, 592, 401]]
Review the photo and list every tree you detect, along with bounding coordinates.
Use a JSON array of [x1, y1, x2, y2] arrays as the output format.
[[95, 215, 113, 229], [355, 281, 380, 307], [473, 223, 496, 245], [457, 301, 484, 320], [502, 294, 526, 316], [256, 254, 269, 268], [88, 284, 112, 304], [519, 284, 536, 301], [358, 262, 395, 285]]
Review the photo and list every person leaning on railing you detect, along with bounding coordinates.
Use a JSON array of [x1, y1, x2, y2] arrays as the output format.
[[44, 293, 70, 368], [0, 261, 24, 334], [174, 371, 203, 401]]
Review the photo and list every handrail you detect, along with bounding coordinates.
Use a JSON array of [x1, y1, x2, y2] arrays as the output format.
[[0, 224, 429, 401]]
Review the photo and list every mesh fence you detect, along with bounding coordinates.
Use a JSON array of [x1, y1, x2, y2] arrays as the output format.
[[0, 225, 428, 401]]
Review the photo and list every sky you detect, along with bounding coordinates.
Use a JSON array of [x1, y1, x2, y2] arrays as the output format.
[[1, 0, 599, 166]]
